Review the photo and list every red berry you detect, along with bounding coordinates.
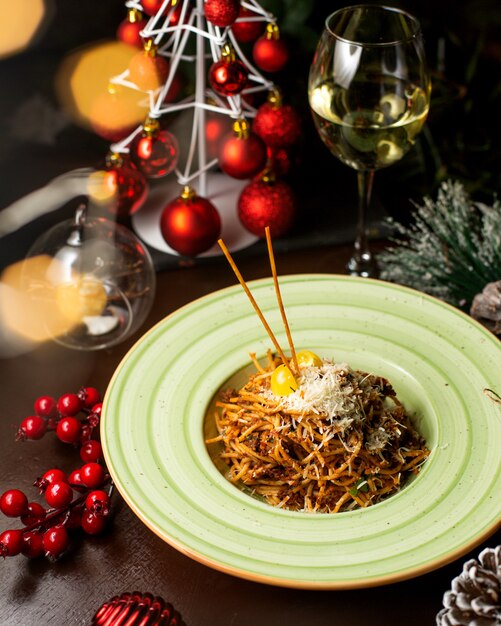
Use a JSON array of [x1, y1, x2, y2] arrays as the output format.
[[0, 489, 28, 517], [36, 468, 67, 492], [22, 531, 44, 558], [57, 393, 82, 417], [80, 463, 105, 489], [85, 490, 110, 515], [56, 416, 82, 444], [0, 529, 24, 556], [68, 469, 84, 486], [21, 502, 46, 526], [79, 387, 100, 409], [43, 468, 67, 484], [91, 403, 103, 416], [42, 526, 69, 558], [34, 395, 57, 418], [18, 415, 47, 440], [80, 440, 103, 463], [45, 482, 73, 509], [81, 511, 107, 535]]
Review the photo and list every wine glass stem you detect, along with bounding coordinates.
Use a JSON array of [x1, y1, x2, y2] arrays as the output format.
[[347, 170, 378, 277]]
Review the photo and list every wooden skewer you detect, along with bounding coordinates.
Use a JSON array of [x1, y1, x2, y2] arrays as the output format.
[[217, 238, 291, 369], [265, 227, 299, 374]]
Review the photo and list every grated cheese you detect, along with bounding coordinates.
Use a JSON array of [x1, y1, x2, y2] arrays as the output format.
[[263, 360, 366, 433]]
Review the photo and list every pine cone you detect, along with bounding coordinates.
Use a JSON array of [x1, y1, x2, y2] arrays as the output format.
[[436, 546, 501, 626], [470, 281, 501, 336]]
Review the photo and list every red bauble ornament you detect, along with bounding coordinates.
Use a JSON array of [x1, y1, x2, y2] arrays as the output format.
[[130, 118, 179, 178], [93, 592, 185, 626], [219, 120, 267, 179], [253, 90, 301, 148], [266, 146, 293, 176], [238, 173, 296, 237], [205, 112, 233, 160], [117, 8, 147, 48], [129, 41, 170, 91], [164, 1, 187, 26], [104, 153, 148, 219], [253, 24, 289, 73], [209, 44, 248, 97], [141, 0, 166, 16], [162, 72, 183, 103], [204, 0, 239, 28], [160, 187, 221, 256], [231, 7, 264, 43]]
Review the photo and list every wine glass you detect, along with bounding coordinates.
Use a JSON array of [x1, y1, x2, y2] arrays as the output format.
[[309, 5, 431, 277]]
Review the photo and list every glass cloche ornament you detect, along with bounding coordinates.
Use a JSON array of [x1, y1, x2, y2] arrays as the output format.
[[23, 205, 156, 350]]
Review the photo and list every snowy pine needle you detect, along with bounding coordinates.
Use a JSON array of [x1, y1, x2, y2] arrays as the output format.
[[378, 180, 501, 309]]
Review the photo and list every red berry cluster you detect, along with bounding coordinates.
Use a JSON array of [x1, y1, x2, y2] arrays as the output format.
[[0, 388, 112, 560]]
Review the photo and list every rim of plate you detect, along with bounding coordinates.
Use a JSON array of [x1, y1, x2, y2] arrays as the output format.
[[101, 274, 501, 589]]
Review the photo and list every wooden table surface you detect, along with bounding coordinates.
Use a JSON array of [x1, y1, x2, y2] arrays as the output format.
[[0, 241, 499, 626]]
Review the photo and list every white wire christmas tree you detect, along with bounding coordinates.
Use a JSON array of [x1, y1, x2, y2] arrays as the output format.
[[100, 0, 300, 257]]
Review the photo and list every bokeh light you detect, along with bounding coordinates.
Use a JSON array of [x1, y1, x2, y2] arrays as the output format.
[[0, 256, 80, 344], [55, 40, 146, 134], [87, 170, 118, 204], [0, 0, 48, 59]]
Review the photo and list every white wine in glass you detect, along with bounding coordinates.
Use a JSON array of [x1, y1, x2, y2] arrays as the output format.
[[309, 5, 431, 277]]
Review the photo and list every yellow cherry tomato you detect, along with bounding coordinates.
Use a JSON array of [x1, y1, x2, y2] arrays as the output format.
[[270, 364, 298, 396], [296, 350, 322, 368]]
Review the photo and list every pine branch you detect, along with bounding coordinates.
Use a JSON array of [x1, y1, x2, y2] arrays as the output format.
[[378, 181, 501, 310]]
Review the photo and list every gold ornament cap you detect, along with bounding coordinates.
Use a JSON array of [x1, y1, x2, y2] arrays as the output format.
[[259, 167, 276, 185], [106, 151, 124, 168], [127, 8, 143, 23], [267, 87, 283, 109], [221, 43, 236, 63], [180, 186, 196, 201], [232, 118, 250, 139], [143, 117, 160, 137], [265, 23, 280, 40], [143, 39, 159, 57]]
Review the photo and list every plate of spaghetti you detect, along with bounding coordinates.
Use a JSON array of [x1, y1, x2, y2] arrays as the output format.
[[102, 238, 501, 589]]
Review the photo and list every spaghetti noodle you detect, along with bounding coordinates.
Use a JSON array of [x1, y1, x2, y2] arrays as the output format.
[[207, 351, 429, 513]]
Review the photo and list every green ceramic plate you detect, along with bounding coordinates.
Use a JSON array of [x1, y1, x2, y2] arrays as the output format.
[[101, 275, 501, 589]]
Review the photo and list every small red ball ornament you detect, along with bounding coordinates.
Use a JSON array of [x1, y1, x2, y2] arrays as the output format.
[[130, 118, 179, 178], [104, 153, 148, 219], [141, 0, 167, 16], [117, 8, 147, 48], [164, 0, 187, 26], [160, 187, 221, 256], [128, 40, 170, 91], [162, 72, 183, 103], [266, 146, 293, 176], [231, 7, 264, 43], [209, 44, 248, 97], [238, 171, 296, 237], [204, 0, 239, 27], [253, 89, 301, 148], [253, 23, 289, 73], [205, 111, 233, 159], [219, 119, 267, 179]]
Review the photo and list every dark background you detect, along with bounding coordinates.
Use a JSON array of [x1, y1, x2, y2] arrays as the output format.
[[0, 0, 500, 270]]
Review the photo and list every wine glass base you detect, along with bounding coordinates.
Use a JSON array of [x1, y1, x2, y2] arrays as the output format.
[[346, 254, 378, 278]]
